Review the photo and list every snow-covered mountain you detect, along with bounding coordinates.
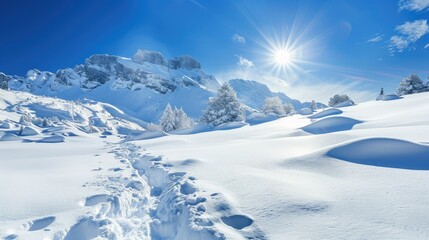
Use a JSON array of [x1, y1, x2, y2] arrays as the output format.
[[5, 50, 220, 94], [229, 79, 304, 110], [1, 50, 313, 123], [1, 50, 220, 123]]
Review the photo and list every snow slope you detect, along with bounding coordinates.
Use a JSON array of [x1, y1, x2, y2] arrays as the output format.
[[0, 90, 155, 239], [1, 88, 429, 239], [228, 79, 326, 111], [0, 89, 262, 239], [129, 92, 429, 239]]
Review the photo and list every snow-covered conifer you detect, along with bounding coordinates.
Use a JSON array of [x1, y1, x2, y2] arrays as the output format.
[[174, 107, 195, 130], [160, 104, 176, 132], [159, 104, 195, 132], [396, 74, 425, 96], [328, 94, 352, 107], [283, 103, 295, 115], [201, 83, 244, 126], [263, 96, 286, 116]]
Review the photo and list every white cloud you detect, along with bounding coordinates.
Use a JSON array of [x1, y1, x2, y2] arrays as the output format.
[[388, 19, 429, 53], [235, 55, 254, 68], [425, 43, 429, 48], [389, 35, 410, 52], [368, 35, 383, 43], [396, 19, 429, 40], [232, 34, 246, 44], [399, 0, 429, 11]]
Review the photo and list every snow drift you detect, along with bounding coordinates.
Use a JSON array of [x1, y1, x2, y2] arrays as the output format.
[[327, 138, 429, 170], [302, 116, 362, 134]]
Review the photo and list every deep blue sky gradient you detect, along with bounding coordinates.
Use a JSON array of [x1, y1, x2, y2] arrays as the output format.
[[1, 0, 428, 100]]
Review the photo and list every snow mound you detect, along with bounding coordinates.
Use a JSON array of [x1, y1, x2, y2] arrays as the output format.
[[302, 117, 362, 134], [333, 100, 354, 108], [38, 135, 65, 143], [0, 133, 21, 141], [20, 126, 39, 136], [63, 218, 101, 240], [297, 107, 313, 115], [309, 108, 342, 119], [125, 130, 167, 141], [376, 94, 401, 101], [327, 138, 429, 170], [246, 112, 278, 125], [169, 124, 213, 135]]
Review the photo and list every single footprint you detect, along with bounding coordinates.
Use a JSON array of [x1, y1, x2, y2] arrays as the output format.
[[180, 182, 196, 195], [4, 234, 18, 240], [84, 194, 110, 206], [28, 216, 56, 231], [221, 215, 253, 230]]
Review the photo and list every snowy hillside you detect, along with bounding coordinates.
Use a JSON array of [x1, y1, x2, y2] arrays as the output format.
[[1, 50, 309, 123], [228, 79, 301, 110], [2, 87, 428, 239], [228, 79, 326, 111], [128, 92, 429, 239]]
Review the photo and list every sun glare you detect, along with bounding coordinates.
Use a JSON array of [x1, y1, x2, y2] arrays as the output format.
[[252, 20, 322, 77], [274, 49, 293, 66]]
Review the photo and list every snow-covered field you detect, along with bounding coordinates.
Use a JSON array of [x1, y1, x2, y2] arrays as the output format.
[[133, 92, 429, 239], [1, 89, 429, 239]]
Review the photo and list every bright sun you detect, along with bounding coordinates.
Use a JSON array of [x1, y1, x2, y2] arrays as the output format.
[[274, 49, 293, 66]]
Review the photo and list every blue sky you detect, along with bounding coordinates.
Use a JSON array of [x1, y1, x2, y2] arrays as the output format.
[[1, 0, 429, 102]]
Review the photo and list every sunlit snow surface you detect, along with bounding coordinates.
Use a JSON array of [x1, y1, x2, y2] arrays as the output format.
[[135, 92, 429, 239], [1, 89, 429, 239]]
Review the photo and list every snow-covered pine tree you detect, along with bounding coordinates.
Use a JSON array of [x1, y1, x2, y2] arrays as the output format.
[[160, 103, 176, 132], [174, 107, 195, 130], [328, 94, 352, 107], [283, 103, 295, 115], [396, 74, 425, 96], [201, 82, 244, 126], [263, 96, 286, 116]]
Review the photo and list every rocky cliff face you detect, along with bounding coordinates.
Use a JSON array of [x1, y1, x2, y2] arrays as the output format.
[[4, 49, 220, 95]]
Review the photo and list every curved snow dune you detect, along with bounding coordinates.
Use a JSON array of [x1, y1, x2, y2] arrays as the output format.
[[309, 108, 342, 119], [327, 138, 429, 170], [302, 116, 362, 134]]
